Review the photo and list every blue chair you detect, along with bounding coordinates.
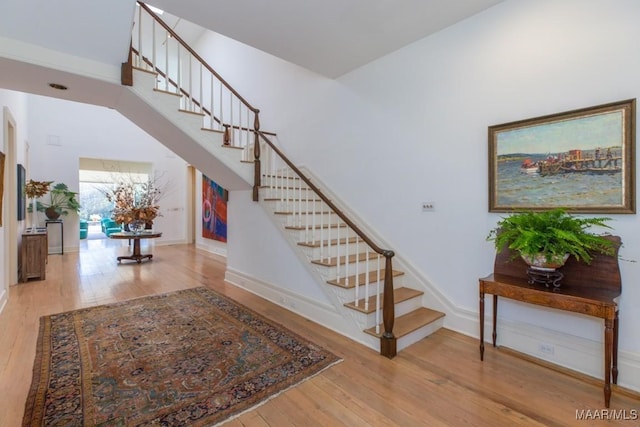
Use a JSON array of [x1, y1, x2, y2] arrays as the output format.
[[79, 219, 89, 239]]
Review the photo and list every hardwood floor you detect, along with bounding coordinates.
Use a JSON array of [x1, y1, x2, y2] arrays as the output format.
[[1, 239, 638, 426]]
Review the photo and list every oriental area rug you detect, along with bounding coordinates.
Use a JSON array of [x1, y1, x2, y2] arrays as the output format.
[[23, 287, 341, 426]]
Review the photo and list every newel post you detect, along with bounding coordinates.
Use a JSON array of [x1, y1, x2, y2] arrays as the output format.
[[253, 110, 261, 202], [121, 43, 133, 86], [380, 250, 397, 358], [223, 125, 230, 146]]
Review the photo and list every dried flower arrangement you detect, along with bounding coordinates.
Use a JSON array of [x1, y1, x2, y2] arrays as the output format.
[[101, 176, 164, 225], [24, 180, 53, 199]]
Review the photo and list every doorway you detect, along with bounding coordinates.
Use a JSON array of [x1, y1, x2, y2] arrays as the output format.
[[78, 158, 152, 249], [3, 107, 18, 293]]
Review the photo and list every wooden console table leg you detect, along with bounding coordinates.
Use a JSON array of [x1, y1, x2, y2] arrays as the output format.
[[604, 318, 613, 408], [492, 295, 498, 347], [613, 310, 619, 384], [479, 290, 485, 361]]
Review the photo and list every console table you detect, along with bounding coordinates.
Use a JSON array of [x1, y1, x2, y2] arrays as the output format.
[[109, 231, 162, 263], [479, 235, 621, 408], [20, 229, 47, 282]]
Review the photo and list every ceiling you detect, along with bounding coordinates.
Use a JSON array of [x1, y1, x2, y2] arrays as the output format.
[[145, 0, 505, 77], [0, 0, 505, 80]]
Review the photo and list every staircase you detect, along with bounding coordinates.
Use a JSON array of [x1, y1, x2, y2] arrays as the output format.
[[126, 2, 445, 355]]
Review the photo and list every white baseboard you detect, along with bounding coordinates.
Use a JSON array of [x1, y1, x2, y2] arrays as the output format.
[[447, 306, 640, 393], [0, 288, 7, 316], [225, 267, 377, 350], [195, 241, 227, 257]]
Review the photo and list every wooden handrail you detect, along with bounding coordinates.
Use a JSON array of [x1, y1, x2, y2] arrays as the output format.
[[138, 2, 259, 115]]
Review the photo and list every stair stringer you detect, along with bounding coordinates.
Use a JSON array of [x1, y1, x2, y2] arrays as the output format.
[[116, 68, 253, 191]]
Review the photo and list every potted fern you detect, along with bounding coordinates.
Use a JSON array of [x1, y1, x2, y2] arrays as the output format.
[[35, 182, 81, 220], [486, 208, 615, 270]]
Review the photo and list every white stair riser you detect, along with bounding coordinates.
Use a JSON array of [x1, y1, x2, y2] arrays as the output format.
[[261, 176, 300, 188], [298, 242, 368, 260], [264, 200, 324, 213], [284, 227, 357, 243], [273, 213, 344, 228], [311, 259, 385, 279], [397, 317, 445, 352], [346, 294, 423, 329], [261, 187, 315, 199]]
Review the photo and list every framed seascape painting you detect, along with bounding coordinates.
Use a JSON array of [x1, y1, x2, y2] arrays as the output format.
[[488, 99, 636, 213]]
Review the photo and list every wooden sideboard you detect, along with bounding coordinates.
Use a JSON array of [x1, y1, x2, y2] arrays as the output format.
[[20, 229, 47, 282], [479, 235, 622, 408]]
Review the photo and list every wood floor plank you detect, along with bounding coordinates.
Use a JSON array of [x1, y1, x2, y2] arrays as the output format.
[[0, 239, 638, 427]]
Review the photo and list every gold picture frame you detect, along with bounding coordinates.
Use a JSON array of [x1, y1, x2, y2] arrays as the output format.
[[489, 99, 636, 213]]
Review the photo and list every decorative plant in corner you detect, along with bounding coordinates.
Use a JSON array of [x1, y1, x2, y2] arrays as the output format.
[[35, 182, 81, 220], [486, 208, 615, 269]]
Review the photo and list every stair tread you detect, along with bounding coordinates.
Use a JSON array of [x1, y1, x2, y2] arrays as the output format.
[[263, 174, 300, 180], [264, 197, 322, 202], [132, 65, 158, 76], [152, 87, 181, 97], [298, 236, 360, 247], [200, 127, 224, 134], [327, 269, 404, 288], [286, 223, 347, 231], [312, 252, 380, 267], [261, 186, 308, 190], [364, 307, 445, 338], [178, 108, 205, 117], [345, 287, 424, 314], [274, 211, 331, 216]]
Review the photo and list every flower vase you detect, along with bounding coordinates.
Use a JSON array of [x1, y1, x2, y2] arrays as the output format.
[[31, 198, 38, 232], [128, 220, 146, 234]]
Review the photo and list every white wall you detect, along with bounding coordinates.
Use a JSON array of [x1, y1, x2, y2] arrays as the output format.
[[203, 0, 640, 389], [27, 94, 190, 250], [0, 89, 29, 309]]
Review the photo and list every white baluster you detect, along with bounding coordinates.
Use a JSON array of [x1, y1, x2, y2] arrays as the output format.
[[219, 84, 223, 131], [311, 196, 316, 245], [354, 239, 359, 306], [188, 52, 193, 111], [336, 219, 341, 283], [319, 207, 324, 262], [238, 100, 243, 147], [364, 251, 370, 312], [345, 228, 350, 287], [176, 44, 181, 100], [229, 94, 234, 146], [151, 20, 156, 78], [210, 75, 214, 129], [164, 29, 169, 91], [137, 6, 142, 68], [199, 62, 203, 114], [305, 187, 310, 242], [375, 257, 381, 335]]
